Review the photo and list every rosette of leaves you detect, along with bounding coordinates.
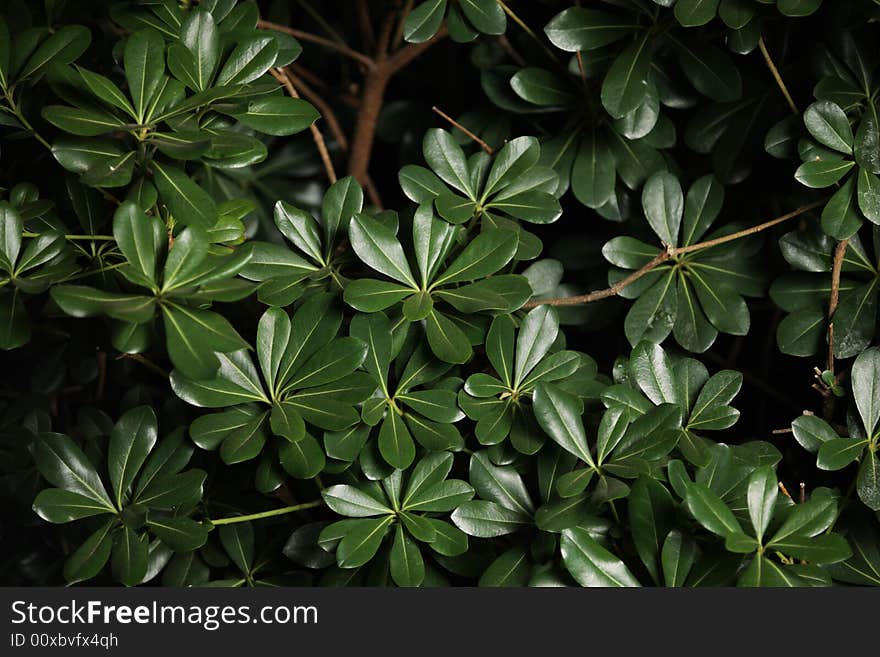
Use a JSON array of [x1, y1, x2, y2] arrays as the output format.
[[790, 347, 880, 510], [403, 0, 506, 44], [241, 176, 364, 306], [770, 223, 879, 358], [350, 312, 464, 470], [603, 172, 760, 352], [607, 341, 744, 467], [31, 406, 209, 585], [458, 305, 597, 455], [42, 7, 315, 231], [0, 200, 76, 349], [172, 294, 372, 473], [662, 0, 823, 34], [50, 201, 253, 378], [401, 131, 561, 233], [793, 100, 880, 239], [343, 204, 530, 364], [0, 15, 90, 130], [319, 452, 475, 586], [677, 466, 850, 586]]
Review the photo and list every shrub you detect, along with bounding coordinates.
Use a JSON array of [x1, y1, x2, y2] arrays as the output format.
[[1, 0, 879, 587]]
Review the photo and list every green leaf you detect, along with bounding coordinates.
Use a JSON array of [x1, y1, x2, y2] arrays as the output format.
[[855, 112, 880, 175], [322, 176, 363, 252], [152, 161, 217, 228], [112, 527, 149, 586], [857, 168, 880, 224], [857, 450, 880, 510], [423, 128, 474, 198], [124, 28, 165, 121], [76, 67, 136, 117], [661, 530, 697, 587], [510, 68, 573, 107], [628, 477, 674, 584], [434, 229, 517, 285], [852, 346, 880, 436], [378, 411, 416, 469], [33, 488, 113, 523], [162, 304, 246, 379], [674, 0, 720, 27], [217, 34, 278, 86], [572, 130, 616, 209], [795, 159, 855, 189], [791, 415, 839, 453], [643, 172, 683, 247], [278, 434, 326, 478], [459, 0, 505, 35], [146, 514, 210, 552], [674, 39, 742, 102], [684, 483, 741, 537], [804, 101, 854, 154], [63, 520, 115, 584], [322, 484, 392, 517], [274, 201, 323, 263], [219, 523, 254, 574], [821, 175, 861, 239], [630, 341, 679, 406], [42, 105, 127, 136], [746, 466, 777, 542], [170, 350, 268, 408], [232, 97, 319, 136], [601, 33, 652, 119], [544, 8, 636, 52], [349, 214, 417, 287], [450, 500, 530, 537], [0, 201, 22, 272], [219, 412, 268, 465], [425, 310, 472, 364], [179, 9, 219, 90], [20, 25, 91, 81], [769, 534, 851, 564], [534, 495, 592, 533], [336, 516, 394, 568], [50, 285, 155, 324], [532, 383, 593, 465], [406, 480, 474, 512], [108, 406, 158, 509], [817, 438, 866, 471], [113, 201, 160, 288], [404, 0, 447, 43], [561, 527, 641, 587], [33, 432, 114, 511], [390, 524, 425, 587]]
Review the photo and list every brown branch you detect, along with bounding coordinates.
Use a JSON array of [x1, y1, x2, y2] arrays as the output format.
[[827, 238, 848, 372], [271, 67, 337, 183], [357, 0, 376, 51], [432, 106, 494, 154], [524, 250, 671, 308], [498, 34, 526, 68], [257, 19, 375, 70], [347, 24, 448, 193], [758, 36, 798, 115], [285, 68, 349, 151], [669, 199, 826, 257], [526, 200, 826, 308]]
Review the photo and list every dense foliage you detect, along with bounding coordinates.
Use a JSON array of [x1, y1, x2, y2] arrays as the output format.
[[2, 0, 880, 587]]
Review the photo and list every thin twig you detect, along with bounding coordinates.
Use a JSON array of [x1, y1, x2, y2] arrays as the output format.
[[524, 250, 671, 308], [392, 0, 414, 50], [497, 0, 561, 65], [357, 0, 377, 51], [526, 200, 825, 308], [758, 36, 798, 115], [285, 68, 349, 151], [498, 34, 526, 67], [827, 238, 848, 371], [271, 67, 337, 183], [257, 19, 375, 69], [117, 353, 169, 378], [432, 106, 494, 154]]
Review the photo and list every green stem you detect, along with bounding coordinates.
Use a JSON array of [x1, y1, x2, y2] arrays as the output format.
[[496, 0, 561, 66], [209, 500, 324, 526], [23, 232, 116, 241], [4, 90, 52, 150]]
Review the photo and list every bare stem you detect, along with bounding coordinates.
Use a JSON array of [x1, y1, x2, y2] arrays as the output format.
[[257, 19, 375, 69], [271, 67, 337, 183], [432, 106, 494, 154], [526, 200, 825, 308], [758, 37, 798, 115], [210, 500, 324, 526]]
